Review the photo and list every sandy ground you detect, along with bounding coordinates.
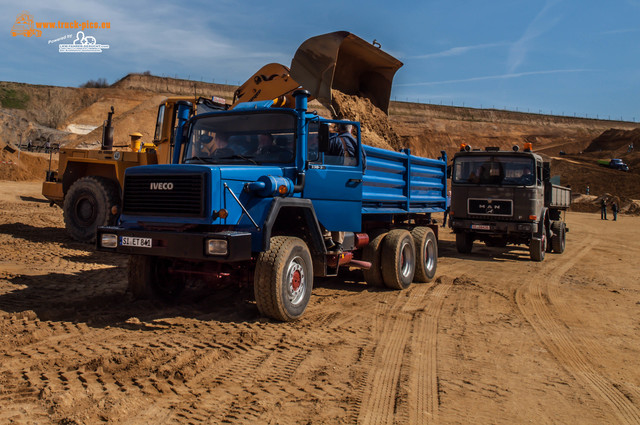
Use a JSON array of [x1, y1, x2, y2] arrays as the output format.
[[1, 181, 640, 425]]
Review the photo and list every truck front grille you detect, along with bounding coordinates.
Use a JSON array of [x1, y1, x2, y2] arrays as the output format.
[[468, 198, 512, 216], [123, 174, 205, 217]]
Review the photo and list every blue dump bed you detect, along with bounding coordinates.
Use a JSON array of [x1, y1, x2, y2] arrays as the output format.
[[362, 145, 447, 215]]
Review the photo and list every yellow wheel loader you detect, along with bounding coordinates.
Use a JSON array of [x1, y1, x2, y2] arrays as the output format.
[[42, 96, 227, 242]]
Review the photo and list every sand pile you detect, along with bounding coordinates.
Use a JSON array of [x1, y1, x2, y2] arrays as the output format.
[[585, 128, 640, 153], [330, 90, 402, 151], [0, 147, 57, 181], [570, 194, 640, 216]]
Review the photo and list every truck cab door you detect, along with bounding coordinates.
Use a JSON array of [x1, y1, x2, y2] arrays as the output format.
[[303, 123, 363, 231]]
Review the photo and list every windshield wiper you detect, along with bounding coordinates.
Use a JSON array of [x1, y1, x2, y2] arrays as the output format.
[[185, 155, 218, 164], [219, 154, 259, 165]]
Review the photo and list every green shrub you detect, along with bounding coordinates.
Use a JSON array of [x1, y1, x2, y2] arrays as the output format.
[[80, 78, 109, 88], [0, 88, 30, 109]]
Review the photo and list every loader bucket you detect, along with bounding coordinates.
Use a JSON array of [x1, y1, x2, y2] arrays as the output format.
[[290, 31, 403, 114]]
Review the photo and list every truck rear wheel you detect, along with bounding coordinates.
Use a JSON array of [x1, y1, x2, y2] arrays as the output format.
[[411, 227, 437, 283], [381, 229, 415, 290], [63, 176, 120, 243], [551, 221, 566, 253], [127, 255, 185, 301], [362, 229, 387, 287], [254, 236, 313, 321], [456, 232, 473, 254]]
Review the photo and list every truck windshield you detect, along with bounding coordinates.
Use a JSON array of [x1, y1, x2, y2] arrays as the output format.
[[453, 155, 535, 186], [184, 112, 296, 164]]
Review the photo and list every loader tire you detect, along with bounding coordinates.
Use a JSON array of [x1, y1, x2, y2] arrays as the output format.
[[551, 221, 566, 253], [411, 227, 437, 283], [127, 255, 185, 301], [254, 236, 313, 322], [381, 229, 415, 290], [63, 176, 120, 243], [362, 229, 388, 287]]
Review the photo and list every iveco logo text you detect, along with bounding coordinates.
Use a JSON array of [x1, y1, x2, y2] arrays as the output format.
[[150, 182, 174, 190]]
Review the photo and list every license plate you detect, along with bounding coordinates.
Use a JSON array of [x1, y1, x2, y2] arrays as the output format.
[[471, 224, 491, 230], [121, 236, 152, 248]]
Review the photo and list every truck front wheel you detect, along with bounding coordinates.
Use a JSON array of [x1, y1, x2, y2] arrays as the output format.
[[551, 221, 566, 253], [254, 236, 313, 321], [63, 176, 120, 243], [127, 255, 185, 301], [529, 234, 547, 262], [456, 232, 473, 254], [411, 227, 437, 283], [381, 229, 416, 290]]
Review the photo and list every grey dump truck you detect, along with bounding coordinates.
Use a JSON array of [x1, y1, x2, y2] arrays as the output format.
[[449, 144, 571, 262]]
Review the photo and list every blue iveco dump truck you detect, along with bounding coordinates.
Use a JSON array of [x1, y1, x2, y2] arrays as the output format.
[[96, 90, 448, 321]]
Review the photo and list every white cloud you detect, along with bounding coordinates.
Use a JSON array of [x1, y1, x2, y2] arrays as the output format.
[[397, 69, 590, 87], [507, 0, 563, 73], [406, 42, 510, 60]]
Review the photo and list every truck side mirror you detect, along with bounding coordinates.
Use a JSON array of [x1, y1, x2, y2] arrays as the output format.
[[318, 123, 330, 153], [543, 162, 551, 181]]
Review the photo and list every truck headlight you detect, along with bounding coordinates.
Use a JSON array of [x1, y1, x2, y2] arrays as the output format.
[[101, 233, 118, 248], [206, 239, 228, 255]]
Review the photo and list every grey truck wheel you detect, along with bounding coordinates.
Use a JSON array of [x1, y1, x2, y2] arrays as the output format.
[[456, 232, 473, 254], [362, 229, 388, 287], [63, 176, 120, 243], [254, 236, 313, 321], [127, 255, 185, 301], [551, 221, 566, 253], [529, 231, 547, 262], [411, 227, 437, 283], [381, 229, 416, 290]]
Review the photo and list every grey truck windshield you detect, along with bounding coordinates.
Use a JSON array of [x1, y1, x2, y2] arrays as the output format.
[[184, 112, 296, 164], [453, 155, 535, 186]]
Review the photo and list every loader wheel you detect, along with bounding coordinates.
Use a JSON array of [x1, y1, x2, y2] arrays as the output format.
[[63, 176, 120, 243], [127, 255, 185, 301], [411, 227, 437, 283], [456, 232, 473, 254], [362, 229, 388, 287], [381, 229, 415, 290], [551, 221, 566, 253], [254, 236, 313, 321]]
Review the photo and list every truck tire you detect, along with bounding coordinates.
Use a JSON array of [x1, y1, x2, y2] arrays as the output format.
[[381, 229, 415, 290], [362, 229, 388, 287], [529, 234, 546, 262], [63, 176, 120, 243], [411, 227, 437, 283], [456, 232, 473, 254], [127, 255, 185, 301], [254, 236, 313, 321], [551, 221, 566, 253]]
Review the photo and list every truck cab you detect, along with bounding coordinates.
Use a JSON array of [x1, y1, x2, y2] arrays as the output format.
[[450, 144, 570, 261]]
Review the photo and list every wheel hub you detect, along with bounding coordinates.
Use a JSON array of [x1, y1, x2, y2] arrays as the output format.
[[286, 257, 305, 306]]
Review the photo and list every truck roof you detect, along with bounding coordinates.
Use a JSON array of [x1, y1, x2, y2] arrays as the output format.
[[453, 148, 543, 162]]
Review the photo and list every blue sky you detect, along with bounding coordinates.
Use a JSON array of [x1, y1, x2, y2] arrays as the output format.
[[1, 0, 639, 121]]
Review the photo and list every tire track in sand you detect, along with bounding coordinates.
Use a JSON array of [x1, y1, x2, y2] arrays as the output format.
[[357, 277, 452, 425], [516, 238, 640, 424]]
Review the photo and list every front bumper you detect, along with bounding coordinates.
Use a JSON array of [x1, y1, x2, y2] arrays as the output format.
[[96, 226, 252, 262], [451, 218, 535, 236]]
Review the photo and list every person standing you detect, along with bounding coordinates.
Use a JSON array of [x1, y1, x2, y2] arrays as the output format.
[[601, 198, 607, 220], [612, 202, 618, 221], [586, 185, 590, 195]]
